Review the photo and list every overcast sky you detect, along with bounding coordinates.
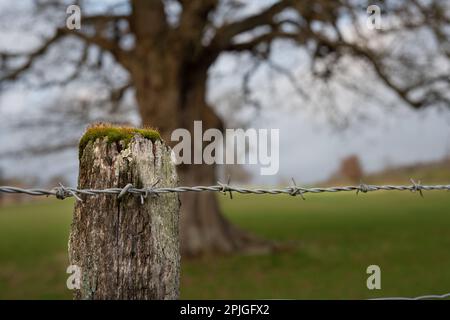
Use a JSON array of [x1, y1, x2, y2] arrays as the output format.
[[1, 78, 449, 185]]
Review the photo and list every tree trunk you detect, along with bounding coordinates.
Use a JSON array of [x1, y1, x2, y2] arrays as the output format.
[[69, 135, 180, 299], [130, 56, 273, 257], [178, 164, 272, 256]]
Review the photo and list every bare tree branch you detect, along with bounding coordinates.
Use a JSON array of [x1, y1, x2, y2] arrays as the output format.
[[64, 28, 133, 69], [83, 14, 129, 25], [225, 30, 306, 52], [0, 29, 65, 82], [211, 0, 293, 50]]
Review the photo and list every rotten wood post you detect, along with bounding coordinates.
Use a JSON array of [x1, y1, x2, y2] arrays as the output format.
[[68, 125, 180, 300]]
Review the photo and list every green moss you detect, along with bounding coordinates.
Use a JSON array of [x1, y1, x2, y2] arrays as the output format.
[[79, 124, 161, 159]]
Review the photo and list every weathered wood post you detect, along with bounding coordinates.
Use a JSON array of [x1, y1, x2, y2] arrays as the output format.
[[69, 125, 180, 300]]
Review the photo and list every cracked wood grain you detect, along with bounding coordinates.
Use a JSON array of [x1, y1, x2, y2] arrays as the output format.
[[68, 135, 180, 300]]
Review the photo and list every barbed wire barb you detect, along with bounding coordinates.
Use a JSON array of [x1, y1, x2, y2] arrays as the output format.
[[218, 175, 233, 199], [289, 178, 305, 200], [54, 183, 83, 202], [357, 181, 370, 195], [141, 179, 160, 204], [118, 183, 133, 200], [410, 178, 424, 197]]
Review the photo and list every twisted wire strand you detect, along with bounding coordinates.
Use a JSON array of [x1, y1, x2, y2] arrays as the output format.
[[370, 292, 450, 300], [0, 181, 449, 201]]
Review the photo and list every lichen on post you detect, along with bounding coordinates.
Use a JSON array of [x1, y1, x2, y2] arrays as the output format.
[[69, 124, 180, 300]]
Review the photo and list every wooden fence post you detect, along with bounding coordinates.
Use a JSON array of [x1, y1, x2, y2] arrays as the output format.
[[68, 126, 180, 300]]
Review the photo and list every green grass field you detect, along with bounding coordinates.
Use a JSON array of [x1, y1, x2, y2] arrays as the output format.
[[0, 191, 449, 299]]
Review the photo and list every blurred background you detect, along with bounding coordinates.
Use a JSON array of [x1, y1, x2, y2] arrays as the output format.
[[0, 0, 449, 299]]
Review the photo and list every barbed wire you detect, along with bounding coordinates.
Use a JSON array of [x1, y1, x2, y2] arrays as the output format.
[[0, 179, 449, 203], [370, 292, 450, 300]]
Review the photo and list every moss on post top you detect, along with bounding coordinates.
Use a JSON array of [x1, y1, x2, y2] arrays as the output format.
[[79, 123, 161, 159]]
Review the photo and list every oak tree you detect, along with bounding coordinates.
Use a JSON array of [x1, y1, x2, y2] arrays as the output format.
[[1, 0, 449, 255]]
